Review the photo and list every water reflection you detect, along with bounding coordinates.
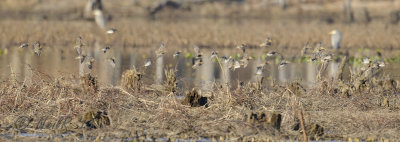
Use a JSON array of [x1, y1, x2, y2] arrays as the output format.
[[1, 47, 398, 90], [155, 55, 164, 85]]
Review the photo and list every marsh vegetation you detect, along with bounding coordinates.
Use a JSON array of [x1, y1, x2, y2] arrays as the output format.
[[1, 0, 400, 141]]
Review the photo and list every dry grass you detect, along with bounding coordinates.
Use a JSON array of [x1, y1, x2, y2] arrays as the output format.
[[121, 67, 143, 92], [0, 63, 399, 141], [1, 0, 400, 141]]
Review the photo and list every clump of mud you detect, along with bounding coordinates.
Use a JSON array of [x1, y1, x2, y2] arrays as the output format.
[[293, 122, 324, 139], [81, 111, 110, 129], [182, 88, 208, 107], [244, 111, 282, 130]]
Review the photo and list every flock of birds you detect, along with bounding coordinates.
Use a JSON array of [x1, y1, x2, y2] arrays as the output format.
[[15, 29, 385, 78], [16, 28, 350, 75]]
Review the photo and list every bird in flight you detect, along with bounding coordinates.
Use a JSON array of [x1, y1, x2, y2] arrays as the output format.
[[106, 28, 117, 34], [33, 41, 42, 56], [259, 37, 272, 47], [19, 43, 29, 48], [102, 45, 111, 53]]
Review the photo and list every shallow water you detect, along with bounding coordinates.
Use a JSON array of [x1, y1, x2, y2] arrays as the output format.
[[0, 45, 399, 92], [1, 18, 399, 93]]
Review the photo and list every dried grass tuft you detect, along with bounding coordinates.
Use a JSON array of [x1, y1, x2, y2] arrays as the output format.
[[80, 73, 98, 93], [81, 111, 111, 129], [164, 69, 177, 93], [121, 67, 143, 92]]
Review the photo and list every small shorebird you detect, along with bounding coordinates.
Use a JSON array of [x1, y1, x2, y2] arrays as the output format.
[[322, 54, 332, 62], [192, 58, 203, 70], [33, 41, 42, 56], [259, 37, 272, 47], [234, 60, 241, 69], [279, 60, 289, 69], [19, 43, 29, 48], [211, 50, 218, 59], [309, 56, 318, 62], [377, 61, 385, 67], [155, 42, 166, 57], [266, 51, 279, 57], [75, 54, 87, 64], [240, 54, 252, 68], [74, 36, 84, 55], [173, 51, 181, 58], [102, 45, 110, 53], [108, 57, 116, 68], [362, 57, 371, 65], [144, 58, 152, 67], [106, 28, 117, 34], [87, 57, 96, 70], [221, 56, 229, 64], [193, 45, 202, 57], [192, 45, 203, 69], [255, 64, 267, 75], [236, 44, 246, 53], [329, 30, 342, 50], [256, 61, 269, 75], [300, 41, 311, 56]]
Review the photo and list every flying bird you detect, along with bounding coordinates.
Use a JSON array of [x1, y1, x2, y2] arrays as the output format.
[[322, 54, 332, 62], [192, 58, 203, 70], [236, 44, 246, 53], [173, 51, 181, 58], [102, 45, 110, 53], [240, 54, 252, 68], [234, 60, 241, 69], [106, 28, 117, 34], [279, 60, 289, 69], [155, 42, 166, 57], [211, 50, 218, 59], [74, 36, 84, 55], [19, 43, 29, 48], [108, 57, 116, 68], [362, 57, 371, 65], [144, 58, 152, 67], [259, 37, 272, 47], [87, 57, 96, 70], [221, 56, 229, 64], [33, 41, 42, 56], [256, 66, 263, 75], [266, 51, 279, 57], [75, 54, 87, 64]]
